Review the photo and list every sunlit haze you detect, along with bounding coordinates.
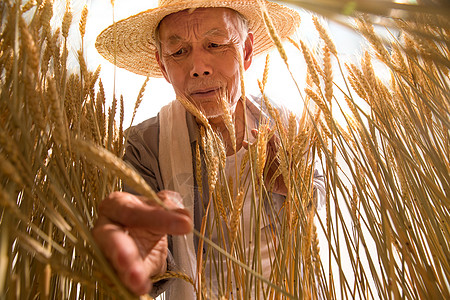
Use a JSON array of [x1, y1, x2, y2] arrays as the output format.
[[78, 0, 367, 128]]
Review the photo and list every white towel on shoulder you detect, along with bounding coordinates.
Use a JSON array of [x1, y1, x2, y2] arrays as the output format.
[[159, 99, 196, 300]]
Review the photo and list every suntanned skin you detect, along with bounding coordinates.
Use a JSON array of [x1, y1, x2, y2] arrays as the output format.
[[92, 191, 193, 295], [93, 7, 285, 297]]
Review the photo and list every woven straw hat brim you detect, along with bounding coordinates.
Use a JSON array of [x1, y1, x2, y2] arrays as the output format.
[[95, 0, 301, 77]]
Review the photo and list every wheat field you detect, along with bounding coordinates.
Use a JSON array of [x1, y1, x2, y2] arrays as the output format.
[[0, 0, 449, 299]]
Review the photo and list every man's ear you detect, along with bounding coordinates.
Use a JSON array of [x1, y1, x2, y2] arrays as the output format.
[[155, 51, 170, 83], [243, 32, 254, 71]]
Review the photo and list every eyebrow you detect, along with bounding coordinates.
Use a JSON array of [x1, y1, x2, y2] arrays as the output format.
[[167, 35, 183, 45], [204, 28, 229, 38]]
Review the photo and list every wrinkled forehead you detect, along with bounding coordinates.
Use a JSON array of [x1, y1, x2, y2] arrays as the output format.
[[157, 7, 244, 37]]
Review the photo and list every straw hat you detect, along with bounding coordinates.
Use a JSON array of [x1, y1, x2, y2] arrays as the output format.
[[95, 0, 301, 77]]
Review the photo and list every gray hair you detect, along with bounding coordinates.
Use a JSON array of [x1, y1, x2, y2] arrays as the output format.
[[153, 8, 249, 53]]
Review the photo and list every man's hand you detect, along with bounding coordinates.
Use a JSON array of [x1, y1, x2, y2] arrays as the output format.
[[92, 190, 193, 296]]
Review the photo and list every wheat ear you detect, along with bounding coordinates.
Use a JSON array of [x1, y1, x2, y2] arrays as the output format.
[[229, 189, 245, 251], [73, 139, 165, 208], [313, 15, 337, 57]]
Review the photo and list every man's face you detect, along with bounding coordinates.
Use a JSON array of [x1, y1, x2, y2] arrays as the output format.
[[156, 8, 253, 119]]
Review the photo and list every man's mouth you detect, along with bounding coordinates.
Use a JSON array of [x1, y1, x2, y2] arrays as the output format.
[[190, 87, 221, 98]]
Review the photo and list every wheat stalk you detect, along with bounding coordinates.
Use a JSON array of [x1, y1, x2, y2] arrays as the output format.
[[2, 1, 449, 299]]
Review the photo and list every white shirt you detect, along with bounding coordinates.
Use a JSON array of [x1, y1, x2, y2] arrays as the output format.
[[203, 109, 276, 298]]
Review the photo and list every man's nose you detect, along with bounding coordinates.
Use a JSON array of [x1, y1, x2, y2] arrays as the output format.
[[190, 49, 212, 78]]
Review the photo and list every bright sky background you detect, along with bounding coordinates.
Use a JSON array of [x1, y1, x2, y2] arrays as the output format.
[[73, 0, 368, 128]]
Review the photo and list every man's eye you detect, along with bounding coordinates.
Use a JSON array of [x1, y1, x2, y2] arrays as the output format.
[[172, 49, 186, 57], [209, 43, 221, 48]]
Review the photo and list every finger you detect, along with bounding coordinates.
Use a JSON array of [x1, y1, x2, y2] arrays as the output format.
[[93, 216, 152, 295], [242, 140, 249, 150], [251, 128, 258, 138], [99, 192, 193, 234]]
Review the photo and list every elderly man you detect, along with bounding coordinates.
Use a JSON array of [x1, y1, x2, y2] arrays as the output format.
[[93, 0, 303, 298]]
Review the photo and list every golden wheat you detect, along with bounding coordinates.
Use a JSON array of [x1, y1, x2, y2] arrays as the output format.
[[229, 188, 245, 251], [2, 1, 449, 299]]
